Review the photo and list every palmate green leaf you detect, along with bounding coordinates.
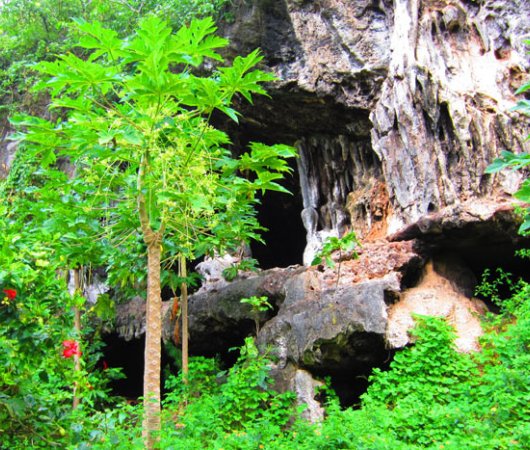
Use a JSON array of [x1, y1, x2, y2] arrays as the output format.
[[48, 95, 92, 113], [217, 105, 240, 123], [97, 129, 119, 145], [218, 49, 276, 103], [73, 19, 123, 60], [127, 15, 173, 62], [239, 142, 297, 174], [178, 75, 222, 110], [170, 17, 226, 66], [34, 54, 121, 96], [254, 171, 291, 194], [120, 127, 144, 146]]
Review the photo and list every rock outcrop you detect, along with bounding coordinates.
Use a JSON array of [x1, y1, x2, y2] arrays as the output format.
[[158, 239, 488, 406], [220, 0, 529, 243], [101, 0, 530, 408]]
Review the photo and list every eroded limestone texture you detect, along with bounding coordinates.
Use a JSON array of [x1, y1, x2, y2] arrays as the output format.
[[370, 0, 529, 233], [221, 0, 529, 249]]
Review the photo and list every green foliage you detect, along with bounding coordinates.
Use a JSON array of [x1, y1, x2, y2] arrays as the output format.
[[0, 0, 229, 116], [240, 295, 273, 334], [0, 248, 121, 448], [485, 39, 530, 233], [4, 12, 296, 446], [240, 295, 272, 313], [311, 231, 360, 268], [13, 15, 296, 291], [365, 315, 476, 407], [222, 257, 260, 281], [312, 231, 360, 287], [159, 337, 296, 448], [3, 270, 530, 449]]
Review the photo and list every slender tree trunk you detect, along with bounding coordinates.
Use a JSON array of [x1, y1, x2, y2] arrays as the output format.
[[142, 238, 162, 449], [72, 268, 82, 409], [180, 254, 188, 382], [138, 154, 162, 448]]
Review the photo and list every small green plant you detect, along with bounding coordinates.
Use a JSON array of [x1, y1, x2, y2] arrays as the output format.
[[311, 231, 360, 286], [240, 295, 272, 334], [222, 257, 259, 282], [311, 231, 360, 267]]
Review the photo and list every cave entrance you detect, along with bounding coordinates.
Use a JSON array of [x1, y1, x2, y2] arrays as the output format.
[[307, 332, 392, 408], [101, 334, 178, 400], [250, 159, 306, 269], [102, 333, 144, 399]]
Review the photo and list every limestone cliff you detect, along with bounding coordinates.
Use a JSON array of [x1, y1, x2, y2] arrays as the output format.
[[220, 0, 529, 244]]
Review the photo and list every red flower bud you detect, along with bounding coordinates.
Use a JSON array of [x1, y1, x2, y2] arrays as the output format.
[[3, 289, 16, 300]]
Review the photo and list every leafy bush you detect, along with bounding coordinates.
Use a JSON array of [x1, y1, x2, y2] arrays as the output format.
[[160, 337, 296, 447]]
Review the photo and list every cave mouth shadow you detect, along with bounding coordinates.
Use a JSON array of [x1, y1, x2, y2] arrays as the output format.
[[102, 333, 145, 399], [102, 333, 181, 400], [250, 158, 306, 269], [101, 330, 251, 401], [306, 333, 394, 408]]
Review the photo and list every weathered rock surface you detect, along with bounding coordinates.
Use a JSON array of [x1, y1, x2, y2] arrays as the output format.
[[370, 0, 529, 233], [154, 241, 418, 403], [183, 266, 304, 354], [220, 0, 529, 245], [269, 364, 325, 422], [390, 198, 527, 247], [177, 240, 420, 356], [387, 258, 486, 352], [159, 239, 485, 400], [114, 296, 172, 342]]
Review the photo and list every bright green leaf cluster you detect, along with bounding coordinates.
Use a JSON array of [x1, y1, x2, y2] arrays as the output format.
[[311, 231, 360, 267]]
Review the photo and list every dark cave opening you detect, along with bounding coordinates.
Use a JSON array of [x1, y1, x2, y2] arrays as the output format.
[[102, 334, 176, 399], [102, 327, 254, 400], [307, 333, 392, 408], [250, 159, 306, 269], [445, 239, 530, 307], [102, 333, 144, 399], [417, 216, 530, 295]]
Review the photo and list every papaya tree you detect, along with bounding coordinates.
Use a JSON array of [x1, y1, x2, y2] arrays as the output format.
[[12, 16, 296, 448]]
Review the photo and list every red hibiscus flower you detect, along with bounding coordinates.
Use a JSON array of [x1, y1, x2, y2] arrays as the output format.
[[3, 289, 16, 300], [62, 340, 82, 358]]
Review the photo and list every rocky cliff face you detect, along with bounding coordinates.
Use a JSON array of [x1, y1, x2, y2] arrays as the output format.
[[109, 0, 530, 410], [180, 0, 529, 411], [220, 0, 529, 244]]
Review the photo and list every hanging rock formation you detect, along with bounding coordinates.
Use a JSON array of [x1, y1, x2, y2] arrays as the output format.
[[220, 0, 528, 239]]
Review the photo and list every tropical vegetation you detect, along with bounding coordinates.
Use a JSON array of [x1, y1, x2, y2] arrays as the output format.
[[1, 2, 529, 449]]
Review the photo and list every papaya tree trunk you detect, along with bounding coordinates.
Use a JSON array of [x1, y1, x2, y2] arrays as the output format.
[[138, 155, 162, 449], [72, 268, 82, 410], [180, 254, 188, 382], [142, 237, 162, 449]]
